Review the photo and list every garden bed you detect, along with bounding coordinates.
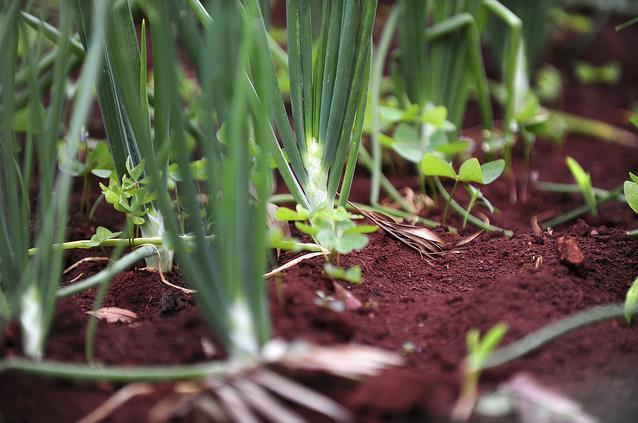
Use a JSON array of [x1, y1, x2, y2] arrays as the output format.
[[2, 11, 638, 423]]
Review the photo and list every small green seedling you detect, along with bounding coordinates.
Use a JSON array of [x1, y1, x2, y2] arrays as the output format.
[[535, 65, 563, 103], [575, 61, 621, 86], [86, 226, 122, 247], [420, 154, 505, 224], [377, 104, 460, 163], [466, 323, 508, 374], [275, 205, 377, 258], [462, 185, 496, 229], [453, 323, 508, 420], [565, 157, 597, 216], [167, 158, 208, 190], [57, 137, 114, 216], [323, 264, 362, 285], [100, 157, 155, 237], [624, 172, 638, 214], [625, 276, 638, 323]]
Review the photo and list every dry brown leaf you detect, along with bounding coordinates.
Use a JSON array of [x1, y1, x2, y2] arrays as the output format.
[[77, 383, 153, 423], [356, 206, 482, 259], [489, 373, 598, 423], [333, 281, 362, 311], [86, 307, 138, 324], [266, 342, 404, 379], [358, 209, 444, 259], [530, 210, 556, 234]]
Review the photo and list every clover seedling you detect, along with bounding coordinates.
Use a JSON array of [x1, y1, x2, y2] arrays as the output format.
[[275, 205, 377, 261], [323, 264, 362, 285], [86, 226, 122, 247], [565, 157, 597, 216], [378, 104, 461, 164], [625, 276, 638, 323], [420, 153, 505, 224], [575, 61, 621, 86], [100, 157, 155, 238]]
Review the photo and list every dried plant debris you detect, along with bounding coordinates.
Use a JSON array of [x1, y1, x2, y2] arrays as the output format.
[[357, 208, 482, 260], [476, 373, 598, 423], [556, 236, 585, 267], [86, 307, 138, 324], [146, 341, 402, 423], [333, 281, 363, 311]]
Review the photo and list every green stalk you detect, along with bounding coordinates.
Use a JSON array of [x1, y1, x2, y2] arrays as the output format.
[[535, 181, 615, 198], [435, 178, 513, 237], [359, 145, 415, 213], [540, 186, 623, 229], [398, 0, 428, 106], [480, 303, 633, 370], [338, 53, 370, 207], [20, 10, 85, 56], [547, 109, 638, 147], [328, 2, 376, 202], [481, 0, 522, 143], [442, 179, 458, 225], [370, 7, 399, 206], [0, 358, 250, 382], [425, 12, 493, 130]]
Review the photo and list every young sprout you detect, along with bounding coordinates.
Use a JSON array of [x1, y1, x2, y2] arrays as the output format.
[[99, 158, 155, 238], [462, 186, 497, 229], [420, 154, 505, 225], [574, 61, 621, 86], [453, 323, 509, 421], [623, 172, 638, 214], [625, 277, 638, 323], [535, 64, 563, 103], [378, 104, 459, 164], [86, 226, 122, 247], [565, 156, 597, 216], [323, 264, 362, 285], [57, 136, 114, 216]]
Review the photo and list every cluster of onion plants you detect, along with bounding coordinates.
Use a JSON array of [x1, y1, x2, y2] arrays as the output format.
[[360, 0, 521, 234], [1, 0, 108, 359], [1, 3, 404, 419], [0, 0, 278, 365]]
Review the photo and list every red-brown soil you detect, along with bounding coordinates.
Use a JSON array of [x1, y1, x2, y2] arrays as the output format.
[[2, 12, 638, 423]]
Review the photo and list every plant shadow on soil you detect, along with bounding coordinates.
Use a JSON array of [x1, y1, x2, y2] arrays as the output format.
[[3, 14, 638, 423]]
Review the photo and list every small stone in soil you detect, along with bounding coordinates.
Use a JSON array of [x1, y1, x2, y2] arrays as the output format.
[[556, 236, 585, 267]]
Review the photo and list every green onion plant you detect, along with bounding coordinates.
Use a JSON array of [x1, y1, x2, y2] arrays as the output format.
[[486, 0, 554, 72], [134, 0, 272, 358], [73, 0, 173, 272], [368, 0, 523, 215], [0, 0, 107, 359], [256, 0, 378, 211]]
